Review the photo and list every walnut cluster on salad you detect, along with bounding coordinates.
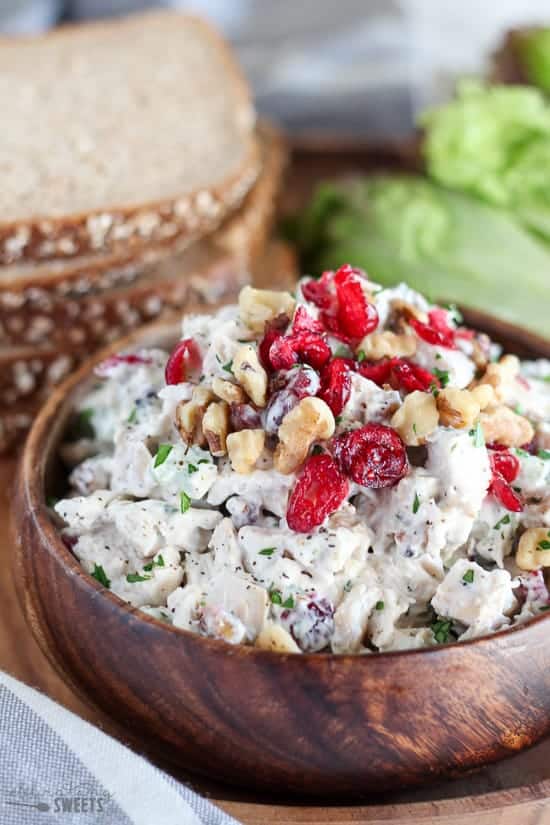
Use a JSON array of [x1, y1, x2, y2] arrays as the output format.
[[55, 266, 550, 654]]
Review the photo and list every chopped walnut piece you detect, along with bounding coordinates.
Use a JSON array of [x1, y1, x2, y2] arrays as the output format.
[[274, 397, 335, 474], [480, 405, 534, 448], [202, 401, 229, 457], [233, 344, 268, 407], [175, 387, 215, 446], [211, 376, 246, 404], [239, 286, 296, 333], [227, 429, 266, 474]]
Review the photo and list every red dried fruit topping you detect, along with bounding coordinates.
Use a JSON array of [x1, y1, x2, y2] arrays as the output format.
[[333, 423, 408, 488], [410, 308, 457, 350], [357, 358, 393, 385], [165, 338, 202, 385], [357, 357, 439, 394], [292, 305, 325, 335], [389, 359, 440, 394], [96, 352, 153, 376], [302, 271, 334, 309], [269, 329, 331, 372], [318, 357, 353, 416], [489, 474, 523, 512], [287, 454, 349, 533], [230, 403, 262, 431], [258, 315, 290, 370], [333, 264, 379, 340], [265, 367, 320, 434], [489, 449, 520, 484]]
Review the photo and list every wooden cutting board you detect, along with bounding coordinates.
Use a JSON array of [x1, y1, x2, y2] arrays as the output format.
[[3, 141, 550, 823]]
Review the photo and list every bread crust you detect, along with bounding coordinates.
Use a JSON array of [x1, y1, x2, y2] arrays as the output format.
[[0, 11, 259, 265]]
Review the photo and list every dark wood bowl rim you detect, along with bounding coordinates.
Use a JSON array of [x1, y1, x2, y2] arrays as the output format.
[[19, 310, 550, 665]]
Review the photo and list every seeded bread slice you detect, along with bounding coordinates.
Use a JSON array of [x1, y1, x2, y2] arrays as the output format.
[[0, 10, 258, 265], [0, 122, 286, 346]]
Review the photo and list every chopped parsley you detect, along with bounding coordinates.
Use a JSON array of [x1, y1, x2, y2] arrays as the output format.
[[198, 458, 210, 464], [222, 360, 234, 374], [515, 448, 530, 458], [154, 444, 173, 467], [514, 403, 525, 416], [127, 407, 138, 424], [493, 514, 511, 530], [412, 492, 421, 514], [469, 421, 485, 448], [446, 303, 463, 324], [143, 555, 165, 572], [91, 564, 111, 588], [537, 533, 550, 551], [282, 596, 295, 609], [356, 350, 367, 363], [126, 572, 152, 583], [433, 368, 450, 387], [259, 547, 276, 557], [538, 449, 550, 460], [335, 416, 343, 425], [375, 600, 385, 611], [430, 383, 440, 397], [412, 422, 418, 435], [269, 590, 283, 605], [462, 568, 475, 584], [187, 463, 198, 474], [179, 491, 191, 514], [311, 445, 324, 456], [68, 407, 95, 440], [431, 618, 453, 644], [343, 580, 353, 593]]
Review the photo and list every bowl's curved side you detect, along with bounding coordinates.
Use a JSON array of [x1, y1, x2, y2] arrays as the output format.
[[12, 313, 550, 796]]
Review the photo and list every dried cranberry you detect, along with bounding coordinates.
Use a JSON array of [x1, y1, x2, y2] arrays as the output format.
[[333, 264, 379, 340], [164, 338, 202, 385], [318, 358, 353, 416], [269, 330, 331, 372], [264, 367, 320, 434], [389, 359, 439, 394], [230, 403, 262, 431], [258, 315, 290, 371], [302, 271, 334, 310], [333, 423, 408, 488], [357, 358, 393, 385], [489, 474, 523, 512], [292, 305, 324, 335], [489, 450, 520, 484], [410, 309, 456, 350], [287, 454, 349, 533]]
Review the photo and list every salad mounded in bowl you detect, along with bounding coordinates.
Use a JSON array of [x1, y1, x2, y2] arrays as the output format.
[[54, 266, 550, 655]]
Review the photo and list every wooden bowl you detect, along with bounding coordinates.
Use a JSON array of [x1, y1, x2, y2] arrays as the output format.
[[12, 313, 550, 798]]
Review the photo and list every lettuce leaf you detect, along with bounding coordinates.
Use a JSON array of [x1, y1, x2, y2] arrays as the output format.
[[518, 28, 550, 93], [422, 80, 550, 242], [287, 175, 550, 338]]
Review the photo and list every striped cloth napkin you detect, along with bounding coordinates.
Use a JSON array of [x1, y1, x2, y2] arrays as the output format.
[[0, 670, 240, 825]]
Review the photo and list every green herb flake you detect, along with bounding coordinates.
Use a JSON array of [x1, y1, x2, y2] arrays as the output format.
[[469, 421, 485, 448], [412, 492, 421, 514], [187, 463, 198, 474], [462, 568, 475, 584], [126, 572, 152, 583], [335, 415, 343, 425], [514, 403, 525, 416], [515, 448, 530, 458], [375, 600, 385, 611], [180, 491, 191, 514], [282, 596, 295, 609], [433, 368, 450, 387], [537, 532, 550, 551], [222, 360, 234, 374], [412, 422, 418, 435], [269, 590, 283, 605], [259, 547, 276, 557], [357, 350, 367, 363], [538, 449, 550, 460], [143, 555, 165, 572], [343, 580, 353, 593], [446, 303, 464, 324], [127, 407, 138, 424], [91, 564, 111, 589], [154, 443, 173, 468], [311, 445, 324, 456], [493, 514, 511, 530], [430, 383, 440, 397], [431, 618, 453, 645]]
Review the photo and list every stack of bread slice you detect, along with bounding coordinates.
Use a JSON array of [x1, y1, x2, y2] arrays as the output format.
[[0, 11, 289, 451]]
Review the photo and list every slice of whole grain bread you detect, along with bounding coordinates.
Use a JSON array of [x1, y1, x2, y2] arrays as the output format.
[[0, 122, 286, 347], [0, 10, 259, 265]]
